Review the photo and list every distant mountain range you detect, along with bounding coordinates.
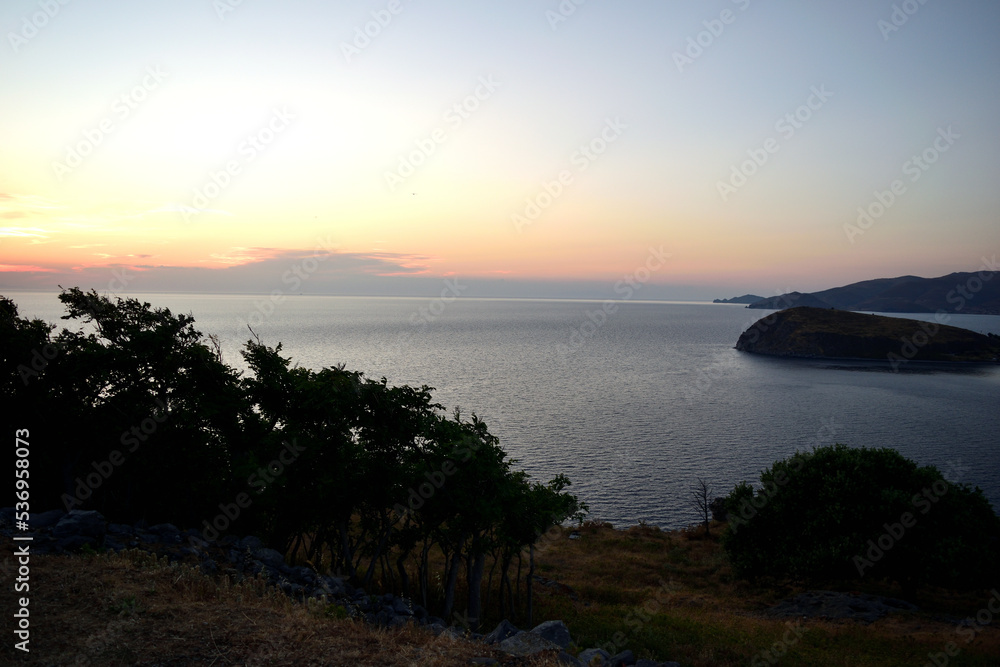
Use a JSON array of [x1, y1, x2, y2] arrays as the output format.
[[713, 294, 765, 304], [743, 271, 1000, 316]]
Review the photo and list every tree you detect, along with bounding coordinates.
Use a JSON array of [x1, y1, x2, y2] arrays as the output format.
[[721, 444, 1000, 591], [690, 477, 713, 536]]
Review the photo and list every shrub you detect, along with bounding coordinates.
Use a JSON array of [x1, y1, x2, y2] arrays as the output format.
[[721, 444, 1000, 590]]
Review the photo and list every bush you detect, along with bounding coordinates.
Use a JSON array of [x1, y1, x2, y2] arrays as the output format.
[[721, 444, 1000, 590]]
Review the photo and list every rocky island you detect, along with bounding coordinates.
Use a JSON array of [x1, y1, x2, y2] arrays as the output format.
[[735, 307, 1000, 363]]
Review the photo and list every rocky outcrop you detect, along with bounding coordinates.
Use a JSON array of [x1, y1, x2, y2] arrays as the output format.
[[764, 590, 918, 624], [1, 508, 682, 666], [736, 307, 1000, 363]]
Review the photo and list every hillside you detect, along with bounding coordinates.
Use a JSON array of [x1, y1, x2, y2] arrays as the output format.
[[712, 294, 765, 304], [746, 271, 1000, 315], [735, 307, 1000, 362]]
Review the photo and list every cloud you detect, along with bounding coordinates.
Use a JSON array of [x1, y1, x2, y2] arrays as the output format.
[[0, 246, 432, 293], [0, 227, 49, 238]]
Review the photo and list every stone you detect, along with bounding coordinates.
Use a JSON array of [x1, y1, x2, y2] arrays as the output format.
[[149, 523, 181, 543], [558, 651, 583, 666], [392, 598, 413, 616], [52, 510, 106, 542], [484, 618, 520, 645], [634, 661, 659, 667], [765, 589, 918, 624], [30, 509, 65, 529], [252, 547, 286, 568], [239, 535, 264, 550], [579, 648, 611, 665], [608, 650, 635, 666], [498, 630, 562, 657], [532, 619, 573, 649]]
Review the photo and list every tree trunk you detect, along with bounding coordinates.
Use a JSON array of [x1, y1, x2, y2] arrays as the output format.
[[466, 550, 487, 632], [442, 547, 463, 622], [527, 544, 534, 627]]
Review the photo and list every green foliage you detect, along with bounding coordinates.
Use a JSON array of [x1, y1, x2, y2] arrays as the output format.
[[4, 288, 585, 626], [722, 444, 1000, 590]]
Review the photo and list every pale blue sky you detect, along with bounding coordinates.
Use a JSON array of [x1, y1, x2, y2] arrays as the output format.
[[2, 0, 998, 298]]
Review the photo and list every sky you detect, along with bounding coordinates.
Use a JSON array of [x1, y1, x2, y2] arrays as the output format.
[[1, 0, 999, 301]]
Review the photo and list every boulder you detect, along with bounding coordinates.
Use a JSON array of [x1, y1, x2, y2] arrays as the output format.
[[52, 510, 106, 542], [579, 648, 611, 665], [30, 509, 65, 529], [252, 547, 286, 568], [239, 535, 264, 550], [498, 630, 562, 657], [608, 649, 635, 666], [484, 619, 520, 645], [532, 619, 572, 649], [558, 651, 584, 666]]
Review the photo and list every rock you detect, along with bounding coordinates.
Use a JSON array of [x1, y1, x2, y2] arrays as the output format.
[[239, 535, 264, 550], [469, 659, 500, 666], [498, 630, 562, 657], [252, 547, 286, 568], [107, 523, 134, 536], [52, 510, 106, 542], [558, 651, 583, 666], [149, 523, 181, 543], [428, 622, 447, 637], [532, 619, 573, 649], [765, 589, 917, 624], [608, 649, 635, 666], [30, 509, 65, 529], [635, 661, 660, 667], [579, 648, 611, 665], [391, 598, 413, 616], [484, 619, 520, 645]]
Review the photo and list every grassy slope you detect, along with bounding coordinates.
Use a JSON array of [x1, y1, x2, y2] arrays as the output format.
[[530, 522, 1000, 667], [5, 524, 999, 666], [0, 547, 561, 667]]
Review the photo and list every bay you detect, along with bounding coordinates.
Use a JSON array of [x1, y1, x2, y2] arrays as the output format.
[[8, 291, 1000, 529]]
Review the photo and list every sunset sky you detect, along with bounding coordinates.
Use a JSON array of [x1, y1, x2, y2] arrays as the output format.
[[2, 0, 998, 300]]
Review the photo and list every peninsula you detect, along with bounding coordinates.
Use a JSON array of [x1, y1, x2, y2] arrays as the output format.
[[735, 307, 1000, 362]]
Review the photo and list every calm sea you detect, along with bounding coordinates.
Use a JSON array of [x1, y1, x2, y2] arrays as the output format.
[[9, 291, 1000, 529]]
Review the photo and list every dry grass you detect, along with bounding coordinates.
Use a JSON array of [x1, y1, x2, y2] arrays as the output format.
[[529, 521, 1000, 666], [0, 546, 563, 666]]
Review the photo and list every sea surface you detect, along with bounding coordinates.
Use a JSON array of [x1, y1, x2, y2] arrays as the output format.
[[9, 291, 1000, 529]]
